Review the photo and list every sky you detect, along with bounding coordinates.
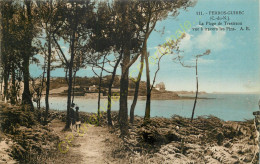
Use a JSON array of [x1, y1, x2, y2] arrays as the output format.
[[30, 0, 260, 93]]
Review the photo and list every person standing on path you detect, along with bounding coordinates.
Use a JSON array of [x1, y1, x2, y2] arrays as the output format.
[[70, 103, 76, 130], [75, 106, 81, 130]]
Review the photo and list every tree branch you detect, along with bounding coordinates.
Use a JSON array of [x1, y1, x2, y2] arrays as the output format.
[[55, 49, 66, 66], [92, 66, 99, 77], [52, 34, 69, 65], [122, 53, 141, 77], [91, 63, 112, 74], [176, 54, 195, 68], [150, 53, 164, 91]]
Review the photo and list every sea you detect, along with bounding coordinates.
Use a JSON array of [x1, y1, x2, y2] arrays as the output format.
[[36, 93, 260, 121]]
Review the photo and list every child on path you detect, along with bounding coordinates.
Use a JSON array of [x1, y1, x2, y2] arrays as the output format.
[[75, 106, 81, 130]]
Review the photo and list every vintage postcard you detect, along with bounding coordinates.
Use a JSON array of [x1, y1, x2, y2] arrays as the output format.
[[0, 0, 259, 163]]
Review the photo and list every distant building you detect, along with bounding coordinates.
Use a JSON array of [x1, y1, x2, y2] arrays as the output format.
[[84, 85, 97, 92], [155, 82, 166, 91]]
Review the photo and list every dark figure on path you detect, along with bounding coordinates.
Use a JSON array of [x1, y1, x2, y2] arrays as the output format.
[[70, 103, 76, 129], [75, 106, 81, 130]]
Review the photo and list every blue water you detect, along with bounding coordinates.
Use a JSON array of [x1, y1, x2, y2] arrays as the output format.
[[36, 94, 260, 121]]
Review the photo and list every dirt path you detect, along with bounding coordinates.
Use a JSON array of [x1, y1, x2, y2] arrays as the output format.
[[51, 120, 120, 164], [0, 138, 17, 164], [72, 125, 114, 164]]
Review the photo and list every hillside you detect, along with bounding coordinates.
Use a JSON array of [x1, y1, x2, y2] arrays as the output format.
[[47, 76, 180, 99]]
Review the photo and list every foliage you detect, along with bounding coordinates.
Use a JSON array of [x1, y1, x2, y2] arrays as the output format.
[[1, 105, 36, 134]]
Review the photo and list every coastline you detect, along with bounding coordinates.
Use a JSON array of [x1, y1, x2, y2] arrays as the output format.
[[46, 95, 214, 100], [45, 86, 212, 100]]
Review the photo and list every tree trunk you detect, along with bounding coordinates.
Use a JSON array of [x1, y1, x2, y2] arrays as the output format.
[[119, 46, 130, 136], [16, 71, 22, 102], [72, 70, 76, 104], [107, 85, 113, 125], [36, 88, 40, 110], [97, 74, 102, 126], [10, 62, 16, 104], [65, 66, 73, 129], [144, 43, 151, 122], [3, 70, 9, 102], [39, 64, 46, 111], [45, 33, 51, 125], [65, 29, 76, 130], [22, 1, 34, 111], [22, 54, 34, 110], [2, 8, 10, 102], [191, 58, 198, 122], [0, 81, 2, 98], [0, 82, 2, 99], [130, 53, 144, 124], [97, 56, 106, 126], [107, 53, 122, 126]]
